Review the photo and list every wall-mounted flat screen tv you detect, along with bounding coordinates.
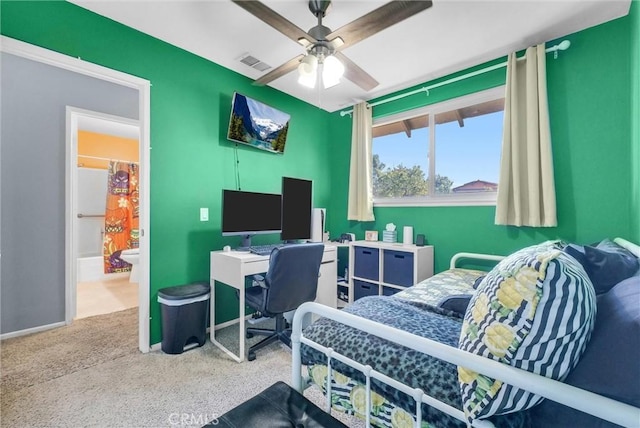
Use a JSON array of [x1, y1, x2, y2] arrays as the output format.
[[227, 92, 291, 154]]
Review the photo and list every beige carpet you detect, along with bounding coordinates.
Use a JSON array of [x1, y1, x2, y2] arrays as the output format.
[[1, 307, 138, 394], [1, 309, 363, 428]]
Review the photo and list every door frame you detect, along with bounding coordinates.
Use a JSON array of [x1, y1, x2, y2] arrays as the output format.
[[66, 108, 140, 317], [2, 36, 152, 353]]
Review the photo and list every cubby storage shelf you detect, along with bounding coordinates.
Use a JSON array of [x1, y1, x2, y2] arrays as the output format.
[[347, 240, 434, 303]]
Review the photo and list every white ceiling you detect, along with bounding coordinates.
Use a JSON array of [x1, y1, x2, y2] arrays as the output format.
[[70, 0, 630, 113]]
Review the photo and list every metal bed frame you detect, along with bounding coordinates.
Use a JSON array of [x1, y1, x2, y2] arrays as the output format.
[[291, 244, 640, 428]]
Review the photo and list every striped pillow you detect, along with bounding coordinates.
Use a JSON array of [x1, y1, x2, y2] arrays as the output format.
[[458, 241, 596, 422]]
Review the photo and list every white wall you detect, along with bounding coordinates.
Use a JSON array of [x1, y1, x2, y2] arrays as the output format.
[[0, 52, 138, 334], [77, 167, 108, 258]]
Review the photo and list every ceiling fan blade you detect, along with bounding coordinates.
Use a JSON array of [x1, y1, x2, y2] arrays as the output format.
[[232, 0, 316, 45], [327, 0, 433, 51], [254, 54, 305, 86], [334, 52, 379, 91]]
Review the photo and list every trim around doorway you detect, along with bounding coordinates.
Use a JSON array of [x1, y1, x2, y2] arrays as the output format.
[[1, 36, 152, 353], [66, 107, 141, 320]]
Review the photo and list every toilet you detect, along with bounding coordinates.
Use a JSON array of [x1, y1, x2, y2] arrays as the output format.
[[120, 248, 140, 283]]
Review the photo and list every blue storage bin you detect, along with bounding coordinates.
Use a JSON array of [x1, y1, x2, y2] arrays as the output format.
[[382, 286, 400, 296], [354, 280, 378, 300], [383, 250, 414, 286], [354, 246, 379, 280]]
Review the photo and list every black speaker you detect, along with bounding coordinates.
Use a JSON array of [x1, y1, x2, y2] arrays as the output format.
[[416, 234, 426, 246]]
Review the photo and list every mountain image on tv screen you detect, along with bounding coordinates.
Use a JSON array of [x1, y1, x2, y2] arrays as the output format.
[[228, 93, 291, 154]]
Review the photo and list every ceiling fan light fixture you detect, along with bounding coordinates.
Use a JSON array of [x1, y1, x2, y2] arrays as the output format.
[[298, 54, 318, 76], [322, 54, 344, 88], [298, 71, 317, 88], [322, 70, 340, 88], [298, 54, 318, 88]]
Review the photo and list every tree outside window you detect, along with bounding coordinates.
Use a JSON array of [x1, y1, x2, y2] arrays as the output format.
[[371, 87, 504, 206]]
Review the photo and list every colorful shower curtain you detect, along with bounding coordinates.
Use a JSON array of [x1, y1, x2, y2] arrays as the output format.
[[103, 161, 139, 274]]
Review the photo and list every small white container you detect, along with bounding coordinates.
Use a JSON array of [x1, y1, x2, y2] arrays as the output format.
[[403, 226, 414, 245]]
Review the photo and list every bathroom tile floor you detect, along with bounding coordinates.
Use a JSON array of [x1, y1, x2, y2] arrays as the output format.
[[76, 278, 138, 319]]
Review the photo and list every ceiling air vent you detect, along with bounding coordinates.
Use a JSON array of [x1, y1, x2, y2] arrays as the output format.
[[238, 53, 271, 72]]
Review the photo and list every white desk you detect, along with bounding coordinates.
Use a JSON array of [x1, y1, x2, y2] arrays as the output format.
[[210, 245, 337, 362]]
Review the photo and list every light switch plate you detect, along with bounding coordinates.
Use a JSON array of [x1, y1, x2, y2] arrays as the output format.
[[200, 207, 209, 222]]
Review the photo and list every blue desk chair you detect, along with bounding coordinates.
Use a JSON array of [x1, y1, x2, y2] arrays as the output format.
[[244, 243, 325, 361]]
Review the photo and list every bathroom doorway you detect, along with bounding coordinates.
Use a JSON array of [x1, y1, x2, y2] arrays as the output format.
[[66, 104, 151, 352], [73, 113, 140, 319]]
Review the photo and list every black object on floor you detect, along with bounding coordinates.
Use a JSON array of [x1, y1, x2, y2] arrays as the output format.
[[158, 282, 210, 354], [205, 381, 347, 428]]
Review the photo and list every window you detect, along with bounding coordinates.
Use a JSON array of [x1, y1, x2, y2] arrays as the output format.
[[372, 87, 504, 206]]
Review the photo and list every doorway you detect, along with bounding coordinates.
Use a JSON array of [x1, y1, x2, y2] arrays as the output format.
[[3, 36, 150, 351], [73, 114, 140, 319], [66, 106, 150, 352]]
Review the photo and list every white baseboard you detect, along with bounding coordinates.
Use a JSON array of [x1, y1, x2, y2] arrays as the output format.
[[0, 321, 67, 340]]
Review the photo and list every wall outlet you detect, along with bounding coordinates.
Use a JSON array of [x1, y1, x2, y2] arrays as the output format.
[[200, 207, 209, 222]]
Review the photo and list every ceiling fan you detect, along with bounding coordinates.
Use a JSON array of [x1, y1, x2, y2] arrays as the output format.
[[232, 0, 433, 90]]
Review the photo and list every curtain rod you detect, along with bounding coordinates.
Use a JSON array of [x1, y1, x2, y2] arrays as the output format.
[[78, 154, 139, 164], [339, 40, 571, 117]]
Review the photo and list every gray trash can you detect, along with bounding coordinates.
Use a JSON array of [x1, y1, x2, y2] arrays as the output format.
[[158, 282, 210, 354]]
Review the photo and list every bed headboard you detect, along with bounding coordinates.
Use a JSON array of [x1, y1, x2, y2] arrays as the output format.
[[449, 252, 505, 270]]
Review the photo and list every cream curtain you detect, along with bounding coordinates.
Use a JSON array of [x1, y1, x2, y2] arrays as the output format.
[[495, 44, 557, 227], [347, 102, 375, 221]]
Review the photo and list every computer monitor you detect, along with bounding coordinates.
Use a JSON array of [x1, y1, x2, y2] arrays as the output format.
[[281, 177, 312, 242], [222, 189, 282, 247]]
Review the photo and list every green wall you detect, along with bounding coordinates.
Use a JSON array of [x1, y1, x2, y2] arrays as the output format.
[[0, 1, 337, 344], [327, 13, 636, 273], [631, 0, 640, 243]]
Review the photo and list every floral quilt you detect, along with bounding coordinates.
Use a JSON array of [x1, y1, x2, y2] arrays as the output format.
[[394, 268, 486, 311]]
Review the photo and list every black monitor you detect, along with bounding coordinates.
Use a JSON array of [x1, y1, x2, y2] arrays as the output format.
[[222, 189, 282, 247], [281, 177, 312, 242]]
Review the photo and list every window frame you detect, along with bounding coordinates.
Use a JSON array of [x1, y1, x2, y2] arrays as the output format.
[[372, 86, 505, 207]]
